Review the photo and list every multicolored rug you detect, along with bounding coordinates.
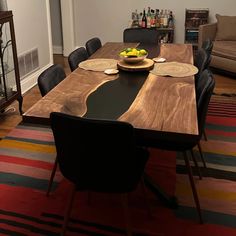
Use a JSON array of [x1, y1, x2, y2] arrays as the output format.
[[176, 95, 236, 230], [0, 96, 236, 235]]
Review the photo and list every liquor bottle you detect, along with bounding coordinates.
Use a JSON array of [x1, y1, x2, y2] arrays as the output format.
[[151, 9, 156, 27], [142, 9, 147, 28], [159, 9, 164, 28], [168, 11, 174, 28], [133, 9, 139, 28], [163, 9, 168, 28], [147, 7, 151, 28], [139, 12, 143, 27], [155, 9, 160, 28]]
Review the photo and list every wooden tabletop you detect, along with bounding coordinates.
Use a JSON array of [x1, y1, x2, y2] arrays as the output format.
[[23, 42, 198, 145]]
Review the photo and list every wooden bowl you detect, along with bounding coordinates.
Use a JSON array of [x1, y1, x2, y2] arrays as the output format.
[[120, 54, 148, 64]]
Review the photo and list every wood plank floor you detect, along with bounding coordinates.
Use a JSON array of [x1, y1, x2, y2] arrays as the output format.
[[0, 54, 235, 138]]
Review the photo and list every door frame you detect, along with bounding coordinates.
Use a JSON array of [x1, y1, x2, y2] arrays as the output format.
[[60, 0, 75, 56]]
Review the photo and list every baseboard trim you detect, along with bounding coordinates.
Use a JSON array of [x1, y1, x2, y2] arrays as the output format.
[[20, 63, 53, 95], [53, 45, 63, 54]]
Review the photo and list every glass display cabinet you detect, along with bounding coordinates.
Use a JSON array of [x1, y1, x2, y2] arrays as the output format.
[[0, 11, 22, 114]]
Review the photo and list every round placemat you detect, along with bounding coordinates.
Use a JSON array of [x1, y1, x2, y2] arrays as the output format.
[[150, 61, 198, 77], [79, 58, 118, 72]]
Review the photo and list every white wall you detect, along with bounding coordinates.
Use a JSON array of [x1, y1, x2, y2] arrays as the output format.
[[73, 0, 236, 47], [7, 0, 53, 93]]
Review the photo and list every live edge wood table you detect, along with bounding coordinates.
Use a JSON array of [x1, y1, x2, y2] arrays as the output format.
[[23, 42, 198, 208]]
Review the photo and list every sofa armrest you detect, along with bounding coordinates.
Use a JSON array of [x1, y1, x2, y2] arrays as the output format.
[[198, 23, 217, 48]]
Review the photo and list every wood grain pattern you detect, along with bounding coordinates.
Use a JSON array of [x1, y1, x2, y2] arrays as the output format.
[[24, 69, 119, 119], [23, 42, 138, 121], [158, 43, 194, 64], [118, 74, 197, 135], [119, 44, 198, 135], [23, 43, 198, 136]]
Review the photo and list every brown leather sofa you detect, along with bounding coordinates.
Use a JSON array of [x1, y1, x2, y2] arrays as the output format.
[[198, 14, 236, 74]]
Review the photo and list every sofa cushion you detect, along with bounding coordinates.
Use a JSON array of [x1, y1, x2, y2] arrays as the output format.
[[212, 41, 236, 61], [215, 14, 236, 41]]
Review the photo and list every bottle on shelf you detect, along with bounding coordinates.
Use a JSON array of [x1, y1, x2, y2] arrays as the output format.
[[155, 9, 160, 28], [146, 7, 151, 28], [163, 9, 168, 28], [150, 9, 156, 27], [142, 9, 147, 28], [139, 12, 143, 27], [159, 9, 164, 28], [168, 11, 174, 28], [133, 9, 139, 27]]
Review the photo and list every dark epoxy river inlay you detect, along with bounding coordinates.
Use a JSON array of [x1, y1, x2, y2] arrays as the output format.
[[84, 71, 149, 120]]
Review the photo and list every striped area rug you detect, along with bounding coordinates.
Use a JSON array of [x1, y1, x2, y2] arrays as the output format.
[[208, 95, 236, 117], [1, 96, 236, 235], [0, 125, 175, 235], [0, 123, 62, 191], [175, 95, 236, 228]]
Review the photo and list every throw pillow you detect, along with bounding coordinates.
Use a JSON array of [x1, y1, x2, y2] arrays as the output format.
[[215, 14, 236, 41]]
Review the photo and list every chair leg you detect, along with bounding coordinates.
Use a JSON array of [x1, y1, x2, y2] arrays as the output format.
[[121, 193, 132, 236], [203, 130, 208, 141], [190, 149, 202, 180], [140, 177, 153, 219], [62, 184, 77, 236], [47, 156, 58, 196], [183, 151, 203, 224], [197, 142, 207, 168]]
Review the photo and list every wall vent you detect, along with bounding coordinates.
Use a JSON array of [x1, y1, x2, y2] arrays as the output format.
[[18, 48, 39, 80]]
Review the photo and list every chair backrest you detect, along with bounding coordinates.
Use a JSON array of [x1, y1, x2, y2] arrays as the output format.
[[50, 112, 149, 193], [194, 48, 208, 81], [68, 47, 89, 72], [202, 38, 213, 55], [201, 39, 213, 69], [85, 37, 102, 56], [196, 69, 215, 137], [38, 64, 66, 97], [123, 28, 159, 44], [195, 69, 211, 102]]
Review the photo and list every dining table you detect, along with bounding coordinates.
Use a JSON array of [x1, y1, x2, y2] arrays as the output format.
[[23, 42, 199, 208]]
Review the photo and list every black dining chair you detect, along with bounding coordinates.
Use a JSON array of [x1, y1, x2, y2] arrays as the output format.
[[68, 47, 89, 72], [195, 69, 214, 146], [201, 39, 213, 70], [194, 48, 208, 82], [202, 39, 213, 56], [195, 41, 213, 142], [195, 45, 212, 142], [49, 112, 149, 236], [151, 71, 215, 223], [37, 64, 66, 97], [123, 28, 159, 44], [85, 37, 102, 56]]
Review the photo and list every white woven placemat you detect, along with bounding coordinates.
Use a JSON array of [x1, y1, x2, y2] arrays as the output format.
[[150, 61, 198, 77], [79, 58, 118, 72]]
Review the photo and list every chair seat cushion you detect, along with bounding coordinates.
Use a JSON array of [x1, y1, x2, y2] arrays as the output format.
[[212, 41, 236, 61]]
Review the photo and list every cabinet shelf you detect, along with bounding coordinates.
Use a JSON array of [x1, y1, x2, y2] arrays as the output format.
[[129, 27, 175, 43], [184, 8, 209, 51], [0, 11, 22, 114]]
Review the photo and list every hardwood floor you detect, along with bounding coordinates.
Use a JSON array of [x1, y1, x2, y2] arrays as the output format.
[[0, 54, 235, 138]]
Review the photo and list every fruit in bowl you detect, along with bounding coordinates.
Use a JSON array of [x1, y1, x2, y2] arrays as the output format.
[[119, 48, 148, 64]]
